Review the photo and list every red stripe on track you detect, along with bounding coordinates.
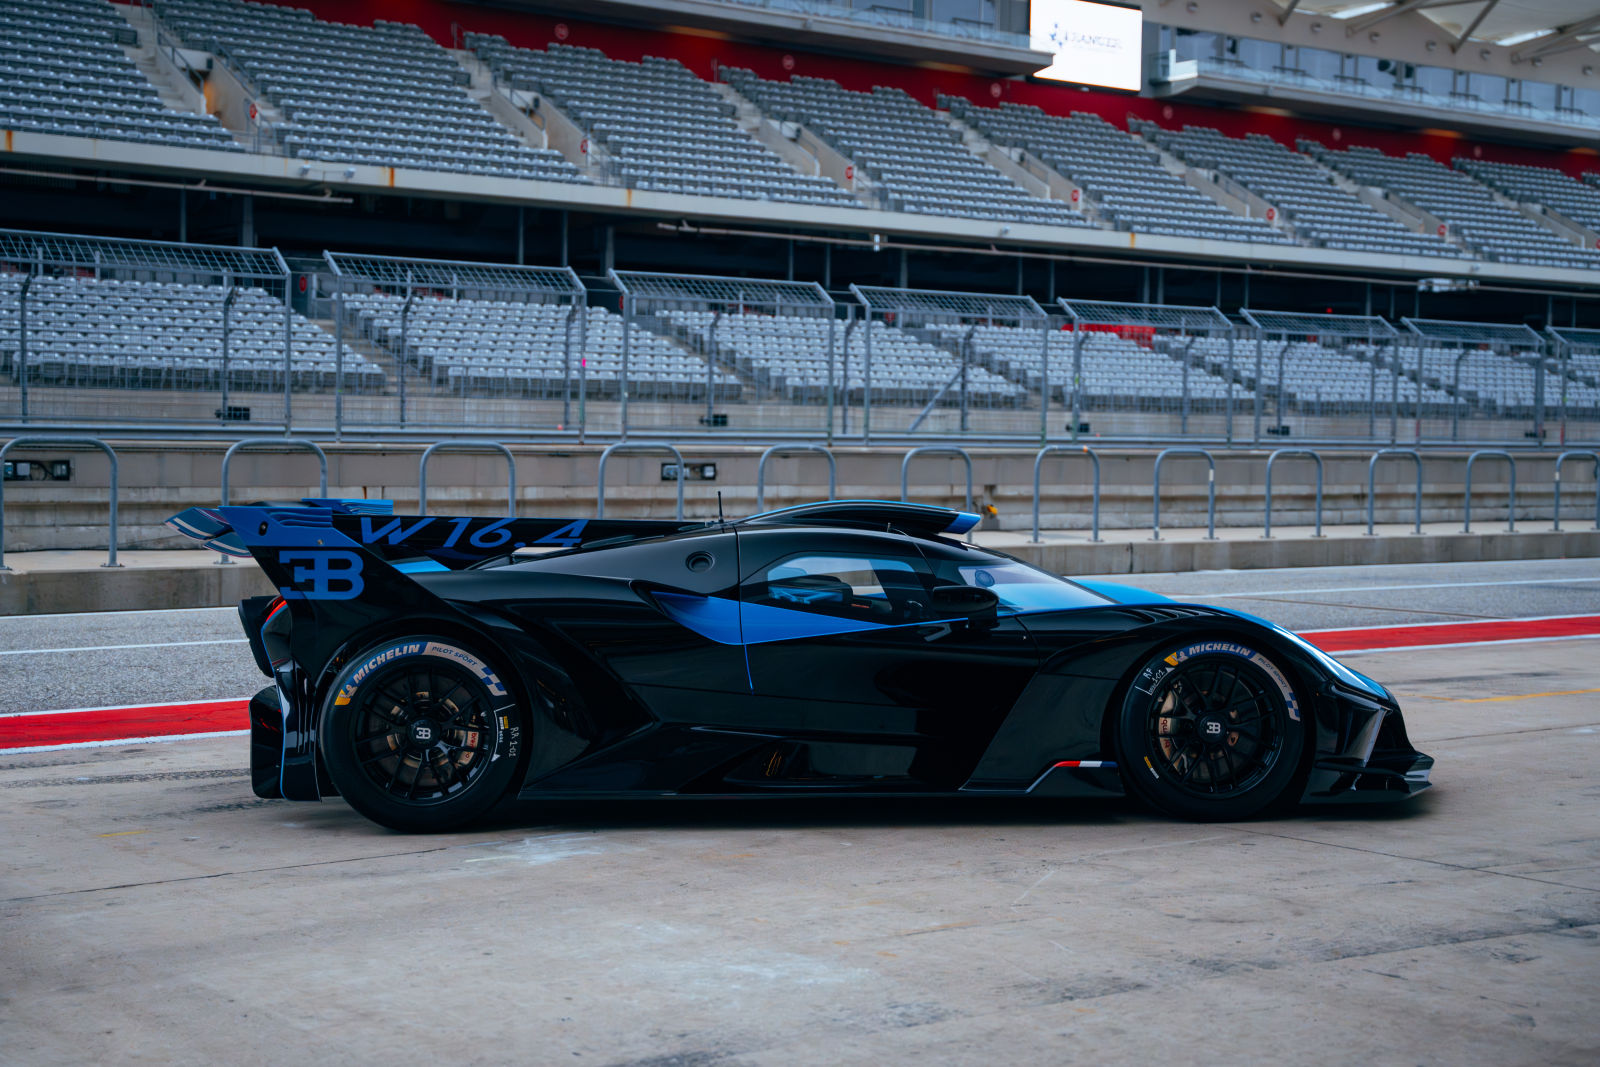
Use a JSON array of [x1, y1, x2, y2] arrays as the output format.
[[0, 700, 249, 749], [1302, 614, 1600, 653]]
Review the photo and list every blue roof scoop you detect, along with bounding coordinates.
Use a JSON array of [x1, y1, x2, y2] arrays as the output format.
[[743, 500, 980, 538]]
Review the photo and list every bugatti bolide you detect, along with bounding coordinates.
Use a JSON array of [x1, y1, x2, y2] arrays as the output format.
[[167, 499, 1432, 832]]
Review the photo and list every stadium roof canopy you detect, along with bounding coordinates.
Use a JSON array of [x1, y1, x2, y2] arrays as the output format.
[[1281, 1, 1600, 58]]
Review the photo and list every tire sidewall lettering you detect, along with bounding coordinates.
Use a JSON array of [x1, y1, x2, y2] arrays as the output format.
[[333, 639, 516, 762], [1160, 641, 1299, 721]]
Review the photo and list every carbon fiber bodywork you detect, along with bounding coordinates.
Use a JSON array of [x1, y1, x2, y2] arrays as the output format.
[[171, 500, 1432, 812]]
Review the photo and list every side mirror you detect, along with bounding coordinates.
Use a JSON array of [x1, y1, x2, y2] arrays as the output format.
[[930, 583, 999, 624]]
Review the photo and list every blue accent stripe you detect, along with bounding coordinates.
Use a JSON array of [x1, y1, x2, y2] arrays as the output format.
[[739, 600, 887, 644], [653, 592, 746, 645], [394, 559, 450, 574], [655, 592, 890, 646], [944, 511, 981, 535]]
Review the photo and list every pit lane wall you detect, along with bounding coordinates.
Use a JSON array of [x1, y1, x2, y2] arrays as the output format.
[[0, 441, 1582, 551], [2, 442, 1595, 615]]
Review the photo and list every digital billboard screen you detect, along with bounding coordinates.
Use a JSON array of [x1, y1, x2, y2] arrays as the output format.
[[1030, 0, 1143, 92]]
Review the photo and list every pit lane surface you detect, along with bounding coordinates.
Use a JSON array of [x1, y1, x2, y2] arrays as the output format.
[[3, 559, 1598, 1064]]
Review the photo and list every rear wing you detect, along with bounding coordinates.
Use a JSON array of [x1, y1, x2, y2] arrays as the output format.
[[166, 500, 701, 583]]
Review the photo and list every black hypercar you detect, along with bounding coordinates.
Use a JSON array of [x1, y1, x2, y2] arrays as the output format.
[[167, 499, 1432, 831]]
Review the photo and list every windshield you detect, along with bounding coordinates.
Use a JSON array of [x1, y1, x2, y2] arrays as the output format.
[[893, 544, 1108, 613]]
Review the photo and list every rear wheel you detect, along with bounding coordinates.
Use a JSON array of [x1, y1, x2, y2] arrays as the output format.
[[1116, 640, 1306, 821], [320, 637, 523, 832]]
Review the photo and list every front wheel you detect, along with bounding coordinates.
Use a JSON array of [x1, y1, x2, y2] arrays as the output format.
[[320, 637, 523, 832], [1116, 640, 1307, 821]]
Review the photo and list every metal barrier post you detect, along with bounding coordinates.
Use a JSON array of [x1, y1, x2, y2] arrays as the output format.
[[899, 447, 973, 510], [1031, 445, 1100, 544], [597, 442, 685, 520], [1366, 449, 1423, 535], [1463, 450, 1518, 533], [1552, 451, 1599, 532], [220, 439, 329, 506], [419, 442, 517, 518], [755, 445, 836, 512], [0, 437, 121, 570], [17, 270, 32, 422], [220, 278, 237, 423], [333, 276, 345, 440], [1263, 448, 1324, 539], [218, 438, 330, 565], [1152, 448, 1216, 541]]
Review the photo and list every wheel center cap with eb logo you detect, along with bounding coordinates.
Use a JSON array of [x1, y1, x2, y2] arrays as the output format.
[[410, 719, 440, 746], [1198, 716, 1227, 743]]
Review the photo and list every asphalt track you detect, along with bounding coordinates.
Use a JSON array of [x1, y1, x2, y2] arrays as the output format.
[[3, 558, 1598, 1064]]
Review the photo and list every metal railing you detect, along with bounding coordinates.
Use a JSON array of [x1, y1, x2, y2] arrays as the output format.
[[1262, 448, 1324, 539], [1031, 445, 1100, 544], [597, 442, 685, 520], [1367, 449, 1424, 535], [1552, 451, 1599, 532], [217, 438, 329, 565], [755, 444, 836, 512], [419, 442, 516, 518], [1462, 450, 1518, 533], [1152, 448, 1216, 541], [219, 439, 328, 505], [0, 437, 120, 570], [900, 446, 973, 510]]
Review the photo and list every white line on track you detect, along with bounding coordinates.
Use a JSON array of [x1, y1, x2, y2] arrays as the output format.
[[1144, 577, 1600, 599], [0, 639, 249, 656], [0, 606, 236, 622]]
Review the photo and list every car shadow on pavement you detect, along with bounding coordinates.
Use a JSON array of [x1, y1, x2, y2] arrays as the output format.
[[467, 791, 1438, 834]]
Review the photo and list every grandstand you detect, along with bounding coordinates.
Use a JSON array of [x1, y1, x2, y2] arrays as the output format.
[[468, 38, 853, 207], [0, 0, 239, 151], [1141, 125, 1456, 259], [156, 0, 585, 182], [0, 0, 1596, 448], [346, 294, 742, 402], [946, 100, 1288, 245], [721, 68, 1087, 227], [1308, 144, 1600, 270], [0, 274, 375, 392], [1455, 158, 1600, 237]]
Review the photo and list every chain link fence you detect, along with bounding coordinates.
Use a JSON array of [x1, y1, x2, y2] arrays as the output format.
[[322, 252, 587, 436], [3, 229, 1591, 446], [1240, 310, 1401, 445], [1056, 299, 1238, 443], [848, 286, 1048, 441], [1401, 319, 1547, 445], [0, 229, 295, 429], [1547, 327, 1600, 447], [609, 271, 836, 439]]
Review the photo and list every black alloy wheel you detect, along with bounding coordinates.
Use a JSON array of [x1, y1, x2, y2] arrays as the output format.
[[321, 637, 522, 832], [1117, 642, 1307, 821]]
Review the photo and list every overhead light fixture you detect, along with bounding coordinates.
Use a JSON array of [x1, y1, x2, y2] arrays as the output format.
[[1331, 2, 1390, 18]]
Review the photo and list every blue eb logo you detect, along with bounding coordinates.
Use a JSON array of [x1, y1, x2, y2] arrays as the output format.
[[279, 550, 365, 600]]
